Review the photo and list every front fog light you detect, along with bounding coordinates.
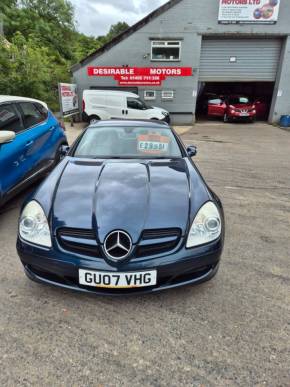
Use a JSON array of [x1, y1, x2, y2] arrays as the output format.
[[186, 202, 221, 248], [19, 201, 52, 248]]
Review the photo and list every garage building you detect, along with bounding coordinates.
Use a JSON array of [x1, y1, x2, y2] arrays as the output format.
[[71, 0, 290, 124]]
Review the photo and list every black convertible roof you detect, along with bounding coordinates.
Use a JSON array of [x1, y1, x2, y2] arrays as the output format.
[[88, 120, 170, 128], [71, 0, 183, 72]]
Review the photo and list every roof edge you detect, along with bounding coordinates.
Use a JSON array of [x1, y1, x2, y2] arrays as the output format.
[[71, 0, 184, 73]]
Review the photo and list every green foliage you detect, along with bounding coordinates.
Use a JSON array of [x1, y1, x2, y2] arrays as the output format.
[[0, 0, 17, 14], [106, 22, 129, 42], [96, 22, 129, 47], [20, 0, 75, 29], [72, 32, 101, 63], [0, 32, 68, 110], [0, 0, 130, 110]]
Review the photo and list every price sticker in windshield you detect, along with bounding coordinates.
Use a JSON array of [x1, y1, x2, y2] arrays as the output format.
[[137, 134, 170, 154]]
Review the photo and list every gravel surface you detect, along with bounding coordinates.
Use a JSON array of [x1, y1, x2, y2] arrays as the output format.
[[0, 122, 289, 386]]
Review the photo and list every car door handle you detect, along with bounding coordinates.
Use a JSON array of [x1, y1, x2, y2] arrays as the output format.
[[122, 110, 125, 115], [25, 141, 34, 147]]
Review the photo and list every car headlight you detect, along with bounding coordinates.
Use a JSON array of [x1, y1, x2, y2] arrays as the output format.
[[186, 202, 222, 248], [162, 111, 169, 116], [19, 201, 52, 248]]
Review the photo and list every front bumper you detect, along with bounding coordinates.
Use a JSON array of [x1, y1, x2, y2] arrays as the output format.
[[229, 112, 256, 121], [17, 238, 223, 295]]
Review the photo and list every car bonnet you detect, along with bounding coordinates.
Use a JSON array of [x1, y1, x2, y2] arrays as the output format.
[[51, 158, 191, 244]]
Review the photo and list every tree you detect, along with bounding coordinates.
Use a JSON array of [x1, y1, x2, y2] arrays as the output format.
[[0, 32, 69, 110], [0, 0, 17, 14], [72, 32, 101, 63], [0, 0, 17, 36], [0, 1, 131, 110], [106, 22, 129, 42], [3, 0, 76, 60], [20, 0, 75, 29]]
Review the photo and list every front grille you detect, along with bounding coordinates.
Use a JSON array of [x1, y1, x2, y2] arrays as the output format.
[[142, 228, 181, 240], [236, 109, 248, 113], [135, 228, 181, 258], [58, 227, 95, 239], [57, 227, 101, 257], [57, 227, 182, 259]]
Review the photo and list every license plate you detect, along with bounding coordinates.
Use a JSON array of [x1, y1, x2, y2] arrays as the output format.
[[240, 112, 249, 116], [79, 269, 157, 289]]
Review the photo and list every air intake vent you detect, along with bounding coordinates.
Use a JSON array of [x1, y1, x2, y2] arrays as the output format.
[[57, 228, 101, 257], [58, 227, 95, 239], [135, 228, 181, 258], [142, 228, 181, 240]]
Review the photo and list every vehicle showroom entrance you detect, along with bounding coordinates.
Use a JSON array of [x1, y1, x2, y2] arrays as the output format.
[[196, 37, 282, 122]]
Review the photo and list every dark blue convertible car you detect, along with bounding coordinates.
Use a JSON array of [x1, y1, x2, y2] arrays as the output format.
[[17, 120, 224, 295]]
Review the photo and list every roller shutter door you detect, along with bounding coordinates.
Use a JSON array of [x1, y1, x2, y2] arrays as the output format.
[[199, 38, 282, 82]]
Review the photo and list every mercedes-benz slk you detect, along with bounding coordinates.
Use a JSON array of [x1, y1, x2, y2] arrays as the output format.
[[17, 120, 224, 295]]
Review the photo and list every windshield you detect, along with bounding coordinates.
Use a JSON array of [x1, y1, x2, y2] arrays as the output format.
[[229, 97, 251, 105], [74, 126, 183, 159]]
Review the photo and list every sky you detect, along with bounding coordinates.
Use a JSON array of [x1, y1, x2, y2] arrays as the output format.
[[70, 0, 168, 37]]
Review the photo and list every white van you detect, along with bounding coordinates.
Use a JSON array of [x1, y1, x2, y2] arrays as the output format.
[[82, 90, 170, 124]]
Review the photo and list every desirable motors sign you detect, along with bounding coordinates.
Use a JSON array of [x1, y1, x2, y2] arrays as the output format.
[[218, 0, 280, 24], [87, 67, 193, 86]]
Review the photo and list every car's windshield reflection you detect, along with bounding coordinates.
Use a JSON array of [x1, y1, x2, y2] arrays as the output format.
[[74, 126, 183, 159]]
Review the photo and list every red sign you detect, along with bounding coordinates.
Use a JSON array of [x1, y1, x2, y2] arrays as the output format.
[[87, 67, 192, 86]]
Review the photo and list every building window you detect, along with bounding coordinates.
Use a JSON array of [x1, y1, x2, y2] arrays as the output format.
[[144, 90, 156, 100], [162, 90, 174, 100], [151, 41, 181, 61]]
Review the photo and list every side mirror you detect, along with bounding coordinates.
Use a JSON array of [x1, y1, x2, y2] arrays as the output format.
[[187, 145, 197, 157], [0, 131, 16, 145], [60, 145, 70, 156]]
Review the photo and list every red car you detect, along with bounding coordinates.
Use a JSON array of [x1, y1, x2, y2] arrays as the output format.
[[207, 95, 256, 123], [254, 98, 270, 120]]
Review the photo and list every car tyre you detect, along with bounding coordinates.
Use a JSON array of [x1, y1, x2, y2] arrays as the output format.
[[89, 115, 100, 125]]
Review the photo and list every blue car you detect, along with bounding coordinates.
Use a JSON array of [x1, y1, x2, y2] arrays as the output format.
[[0, 96, 68, 207], [17, 120, 224, 295]]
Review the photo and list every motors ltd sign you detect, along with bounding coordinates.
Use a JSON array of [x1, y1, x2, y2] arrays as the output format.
[[218, 0, 280, 24], [87, 67, 193, 86]]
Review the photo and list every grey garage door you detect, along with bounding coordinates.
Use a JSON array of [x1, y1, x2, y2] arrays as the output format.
[[199, 38, 282, 82]]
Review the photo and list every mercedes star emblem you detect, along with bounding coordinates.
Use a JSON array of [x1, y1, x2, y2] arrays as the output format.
[[104, 230, 132, 261]]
